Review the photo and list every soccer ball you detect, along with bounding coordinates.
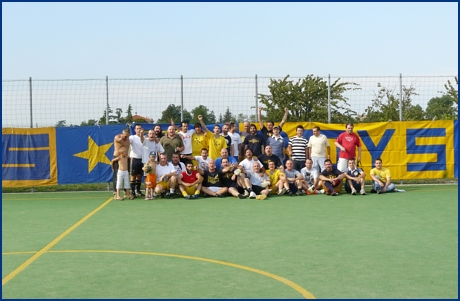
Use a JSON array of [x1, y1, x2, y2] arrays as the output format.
[[234, 168, 241, 176], [307, 186, 315, 194], [260, 180, 270, 188], [143, 165, 152, 173]]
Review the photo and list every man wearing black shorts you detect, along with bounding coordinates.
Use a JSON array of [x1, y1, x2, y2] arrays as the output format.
[[129, 124, 145, 197]]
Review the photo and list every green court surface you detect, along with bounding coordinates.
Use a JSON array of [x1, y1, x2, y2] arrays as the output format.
[[2, 185, 458, 298]]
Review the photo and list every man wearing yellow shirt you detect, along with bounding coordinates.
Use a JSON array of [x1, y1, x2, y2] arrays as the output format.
[[369, 158, 396, 193], [199, 117, 227, 160]]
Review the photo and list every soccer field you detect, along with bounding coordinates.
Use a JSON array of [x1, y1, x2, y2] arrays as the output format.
[[2, 184, 458, 298]]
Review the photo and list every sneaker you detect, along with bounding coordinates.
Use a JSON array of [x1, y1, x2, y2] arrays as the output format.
[[249, 191, 256, 199], [376, 189, 381, 194], [136, 191, 145, 197], [237, 193, 245, 199], [287, 190, 293, 196], [256, 194, 267, 200], [243, 190, 249, 197], [185, 195, 191, 199], [145, 197, 149, 200], [331, 191, 338, 196], [317, 189, 325, 194], [278, 188, 286, 195], [370, 189, 376, 193], [296, 190, 303, 196], [351, 188, 357, 195], [192, 194, 199, 199], [216, 193, 223, 198], [360, 189, 366, 195]]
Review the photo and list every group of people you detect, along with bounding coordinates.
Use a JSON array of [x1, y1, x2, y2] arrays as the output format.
[[111, 109, 398, 200]]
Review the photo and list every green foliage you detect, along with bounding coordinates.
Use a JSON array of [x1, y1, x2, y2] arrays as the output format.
[[156, 104, 192, 123], [189, 105, 216, 124], [219, 107, 236, 123], [425, 95, 457, 120], [362, 84, 425, 122], [55, 120, 66, 127], [444, 76, 458, 105], [258, 74, 359, 124], [80, 119, 97, 126]]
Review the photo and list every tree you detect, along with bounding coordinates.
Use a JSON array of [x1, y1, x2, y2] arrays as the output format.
[[80, 119, 97, 126], [443, 76, 458, 106], [362, 84, 425, 122], [425, 95, 457, 120], [56, 120, 66, 127], [99, 105, 118, 124], [157, 104, 192, 124], [258, 74, 359, 124], [125, 104, 133, 124], [189, 105, 217, 124], [115, 107, 125, 124], [220, 107, 236, 123]]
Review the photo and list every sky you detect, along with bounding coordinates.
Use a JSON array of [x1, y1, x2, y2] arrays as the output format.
[[2, 2, 458, 80]]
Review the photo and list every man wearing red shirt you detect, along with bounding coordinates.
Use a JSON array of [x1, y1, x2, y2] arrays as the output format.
[[334, 123, 362, 172]]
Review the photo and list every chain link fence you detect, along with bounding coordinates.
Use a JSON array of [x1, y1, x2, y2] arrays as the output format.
[[2, 75, 457, 128]]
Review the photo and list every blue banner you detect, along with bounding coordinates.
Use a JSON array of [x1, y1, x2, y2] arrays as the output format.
[[55, 125, 126, 184]]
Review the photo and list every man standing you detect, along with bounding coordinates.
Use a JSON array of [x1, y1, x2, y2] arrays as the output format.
[[240, 121, 251, 144], [319, 159, 347, 196], [192, 117, 209, 157], [308, 126, 330, 173], [129, 124, 145, 197], [199, 120, 227, 160], [221, 123, 232, 156], [369, 158, 397, 193], [112, 128, 130, 195], [171, 119, 194, 165], [266, 125, 286, 164], [153, 125, 164, 139], [334, 123, 361, 172], [243, 124, 265, 157], [288, 125, 309, 172], [142, 128, 164, 163], [228, 122, 243, 162], [258, 106, 289, 139], [160, 125, 185, 161]]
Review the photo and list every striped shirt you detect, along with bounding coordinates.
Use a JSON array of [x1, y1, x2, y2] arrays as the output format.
[[288, 136, 309, 161]]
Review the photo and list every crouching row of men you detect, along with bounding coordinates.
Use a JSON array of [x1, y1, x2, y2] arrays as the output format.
[[143, 151, 370, 200]]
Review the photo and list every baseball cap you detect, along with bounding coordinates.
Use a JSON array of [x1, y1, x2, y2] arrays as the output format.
[[149, 151, 157, 157], [273, 126, 280, 130]]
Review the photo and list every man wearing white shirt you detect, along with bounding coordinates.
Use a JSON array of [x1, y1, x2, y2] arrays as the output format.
[[129, 124, 145, 197], [155, 153, 178, 199], [228, 122, 242, 162], [300, 158, 324, 194], [142, 129, 164, 163], [239, 149, 263, 173], [171, 119, 194, 165], [307, 126, 330, 173]]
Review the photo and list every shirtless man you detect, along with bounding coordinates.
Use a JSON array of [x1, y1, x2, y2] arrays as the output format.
[[112, 128, 130, 195]]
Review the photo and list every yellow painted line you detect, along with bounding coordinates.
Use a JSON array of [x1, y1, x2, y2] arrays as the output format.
[[8, 249, 314, 299], [2, 164, 35, 168], [1, 197, 114, 286], [8, 147, 49, 151]]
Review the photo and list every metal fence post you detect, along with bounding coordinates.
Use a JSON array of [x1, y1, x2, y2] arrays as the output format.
[[29, 77, 33, 128], [399, 73, 403, 121], [327, 74, 331, 124], [181, 75, 184, 121], [255, 74, 258, 120], [106, 76, 109, 125]]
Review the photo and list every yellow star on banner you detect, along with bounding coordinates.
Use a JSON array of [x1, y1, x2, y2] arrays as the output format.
[[73, 136, 113, 173]]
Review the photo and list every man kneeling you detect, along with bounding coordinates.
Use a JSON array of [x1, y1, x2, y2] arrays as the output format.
[[177, 162, 203, 199]]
